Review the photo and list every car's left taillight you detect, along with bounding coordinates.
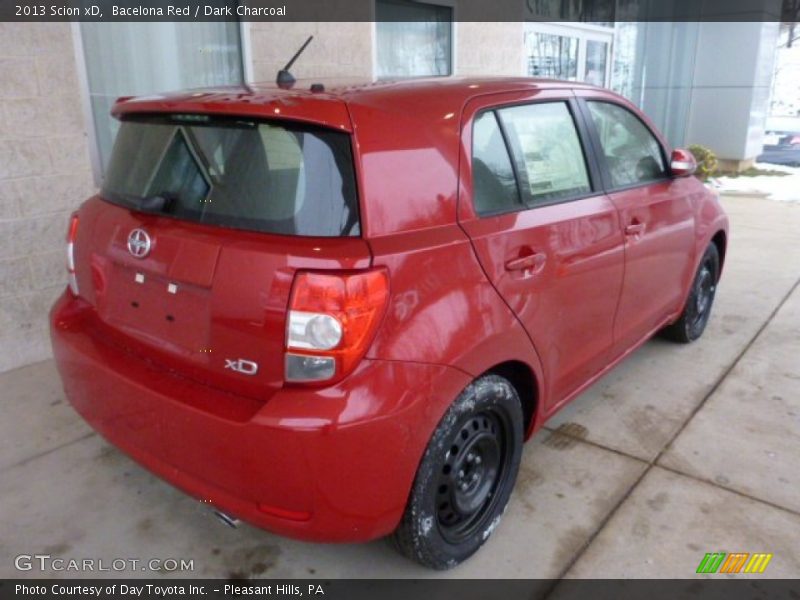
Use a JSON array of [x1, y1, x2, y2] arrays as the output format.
[[285, 268, 389, 384], [65, 213, 79, 296]]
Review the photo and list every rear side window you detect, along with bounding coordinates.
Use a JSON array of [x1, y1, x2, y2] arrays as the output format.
[[471, 111, 523, 215], [497, 102, 591, 206], [586, 101, 667, 188], [102, 115, 360, 237]]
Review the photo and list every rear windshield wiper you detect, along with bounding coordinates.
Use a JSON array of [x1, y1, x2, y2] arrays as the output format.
[[101, 190, 180, 214], [137, 193, 177, 213]]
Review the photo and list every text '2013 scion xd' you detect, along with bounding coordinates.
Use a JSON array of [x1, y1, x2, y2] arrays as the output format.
[[51, 71, 728, 569]]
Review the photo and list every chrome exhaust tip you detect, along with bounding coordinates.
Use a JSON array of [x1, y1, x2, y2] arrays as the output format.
[[213, 509, 240, 529]]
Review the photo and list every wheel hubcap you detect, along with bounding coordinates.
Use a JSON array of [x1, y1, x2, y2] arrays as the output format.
[[436, 411, 507, 543]]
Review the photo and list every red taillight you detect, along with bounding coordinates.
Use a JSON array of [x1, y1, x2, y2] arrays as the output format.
[[285, 269, 389, 383], [66, 213, 79, 296]]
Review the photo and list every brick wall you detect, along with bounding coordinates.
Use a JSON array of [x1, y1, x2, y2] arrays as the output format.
[[0, 23, 95, 373], [249, 22, 374, 82], [456, 22, 524, 76]]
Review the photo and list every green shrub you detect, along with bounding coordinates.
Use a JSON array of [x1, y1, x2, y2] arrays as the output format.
[[688, 144, 718, 181]]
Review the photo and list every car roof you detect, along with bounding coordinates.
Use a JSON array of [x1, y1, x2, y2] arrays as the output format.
[[284, 76, 595, 98], [111, 77, 603, 131]]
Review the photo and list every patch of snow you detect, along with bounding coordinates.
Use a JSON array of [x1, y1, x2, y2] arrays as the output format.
[[482, 515, 502, 540], [419, 515, 433, 537], [712, 163, 800, 203]]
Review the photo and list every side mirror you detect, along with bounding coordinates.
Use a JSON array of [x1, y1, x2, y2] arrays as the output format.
[[670, 148, 697, 177]]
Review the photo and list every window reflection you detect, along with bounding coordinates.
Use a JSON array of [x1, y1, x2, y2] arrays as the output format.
[[527, 33, 579, 80], [376, 0, 452, 78], [585, 40, 608, 86]]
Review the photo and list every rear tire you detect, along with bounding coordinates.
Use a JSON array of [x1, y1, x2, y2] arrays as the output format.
[[390, 374, 523, 570], [661, 243, 720, 343]]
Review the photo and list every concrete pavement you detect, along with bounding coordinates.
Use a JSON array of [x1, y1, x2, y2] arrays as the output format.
[[1, 194, 798, 580]]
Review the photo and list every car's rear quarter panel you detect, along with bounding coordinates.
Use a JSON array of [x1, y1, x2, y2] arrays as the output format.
[[347, 87, 546, 434]]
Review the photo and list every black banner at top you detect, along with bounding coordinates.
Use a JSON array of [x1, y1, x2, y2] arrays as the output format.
[[0, 0, 795, 22]]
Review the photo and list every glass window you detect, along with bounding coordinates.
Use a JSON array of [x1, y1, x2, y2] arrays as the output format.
[[80, 20, 243, 178], [527, 33, 578, 80], [497, 102, 592, 205], [102, 115, 360, 237], [471, 112, 522, 215], [587, 101, 667, 188], [524, 25, 613, 89], [584, 40, 608, 86], [376, 0, 452, 78]]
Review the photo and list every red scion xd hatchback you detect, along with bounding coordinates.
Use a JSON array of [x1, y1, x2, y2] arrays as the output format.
[[51, 77, 728, 569]]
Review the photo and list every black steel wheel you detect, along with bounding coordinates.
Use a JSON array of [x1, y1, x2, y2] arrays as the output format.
[[390, 374, 524, 570], [662, 243, 720, 343], [435, 409, 511, 544]]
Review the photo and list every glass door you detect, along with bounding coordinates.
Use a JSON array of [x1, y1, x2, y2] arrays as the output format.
[[527, 31, 580, 80], [524, 23, 613, 88], [584, 39, 609, 86]]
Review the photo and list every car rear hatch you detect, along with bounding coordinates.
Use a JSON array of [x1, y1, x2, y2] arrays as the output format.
[[70, 95, 370, 403]]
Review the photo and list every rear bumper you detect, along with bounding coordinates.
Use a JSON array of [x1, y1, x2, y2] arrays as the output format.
[[50, 292, 470, 542]]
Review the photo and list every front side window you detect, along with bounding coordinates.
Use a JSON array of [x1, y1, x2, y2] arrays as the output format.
[[375, 0, 453, 78], [497, 102, 592, 205], [587, 101, 667, 188], [471, 111, 522, 215], [102, 115, 359, 237]]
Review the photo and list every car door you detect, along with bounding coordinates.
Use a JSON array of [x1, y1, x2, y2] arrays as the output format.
[[575, 92, 697, 356], [458, 90, 625, 410]]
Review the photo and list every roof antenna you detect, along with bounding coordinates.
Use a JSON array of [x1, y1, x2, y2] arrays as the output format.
[[276, 35, 313, 89]]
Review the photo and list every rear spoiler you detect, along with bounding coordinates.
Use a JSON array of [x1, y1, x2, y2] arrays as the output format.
[[109, 91, 353, 133]]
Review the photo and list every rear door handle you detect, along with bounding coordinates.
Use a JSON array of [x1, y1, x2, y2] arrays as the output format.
[[625, 222, 646, 236], [505, 252, 547, 272]]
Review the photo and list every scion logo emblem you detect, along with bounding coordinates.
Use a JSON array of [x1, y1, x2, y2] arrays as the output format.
[[127, 228, 152, 258], [224, 358, 259, 376]]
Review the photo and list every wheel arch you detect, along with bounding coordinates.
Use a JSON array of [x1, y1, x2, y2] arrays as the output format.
[[711, 229, 727, 278], [484, 360, 538, 440]]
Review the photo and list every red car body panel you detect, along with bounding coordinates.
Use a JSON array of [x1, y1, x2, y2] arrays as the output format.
[[50, 77, 729, 542], [51, 293, 472, 541], [458, 89, 625, 408], [71, 196, 373, 404], [572, 88, 703, 357], [606, 179, 698, 355]]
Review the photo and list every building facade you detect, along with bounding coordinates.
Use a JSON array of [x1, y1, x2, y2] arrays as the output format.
[[0, 1, 782, 372]]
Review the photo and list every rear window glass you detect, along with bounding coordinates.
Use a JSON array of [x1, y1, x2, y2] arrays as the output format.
[[472, 111, 523, 215], [101, 114, 360, 237]]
